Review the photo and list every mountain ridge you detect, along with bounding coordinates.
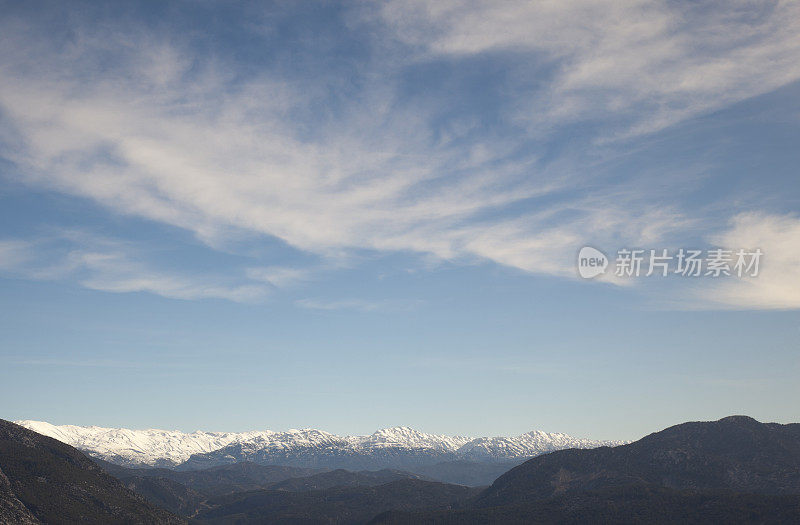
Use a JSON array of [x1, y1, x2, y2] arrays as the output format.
[[9, 415, 800, 523], [16, 420, 624, 470], [375, 415, 800, 523], [476, 414, 800, 508]]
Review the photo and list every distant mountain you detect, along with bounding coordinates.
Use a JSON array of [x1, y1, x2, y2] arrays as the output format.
[[13, 415, 800, 524], [268, 468, 431, 492], [194, 479, 481, 524], [375, 416, 800, 524], [457, 430, 620, 462], [181, 427, 622, 472], [411, 460, 523, 487], [478, 415, 800, 506], [96, 460, 465, 520], [16, 421, 623, 471], [98, 461, 324, 496], [0, 419, 184, 524], [15, 420, 263, 467]]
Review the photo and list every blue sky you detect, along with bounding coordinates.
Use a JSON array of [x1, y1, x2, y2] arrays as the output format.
[[0, 1, 799, 441]]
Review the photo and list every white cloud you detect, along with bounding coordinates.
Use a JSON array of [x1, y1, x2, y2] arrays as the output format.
[[78, 259, 268, 303], [379, 0, 800, 137], [0, 16, 690, 282], [0, 240, 35, 270], [699, 213, 800, 309], [0, 233, 271, 302], [0, 4, 798, 308], [246, 266, 314, 288]]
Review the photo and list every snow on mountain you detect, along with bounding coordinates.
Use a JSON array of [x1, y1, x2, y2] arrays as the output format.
[[458, 430, 620, 461], [231, 428, 351, 455], [15, 420, 273, 467], [351, 426, 473, 453], [15, 420, 624, 469]]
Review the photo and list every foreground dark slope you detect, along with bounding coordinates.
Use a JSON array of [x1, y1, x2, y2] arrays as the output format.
[[375, 416, 800, 524], [0, 419, 183, 524], [374, 486, 800, 524], [479, 415, 800, 506]]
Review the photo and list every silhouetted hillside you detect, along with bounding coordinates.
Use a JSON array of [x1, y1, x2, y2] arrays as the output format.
[[374, 416, 800, 524], [373, 484, 800, 524], [479, 415, 800, 507], [0, 419, 183, 524]]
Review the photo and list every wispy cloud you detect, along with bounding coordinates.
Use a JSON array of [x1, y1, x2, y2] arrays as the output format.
[[0, 3, 798, 308], [0, 239, 36, 270], [379, 0, 800, 138], [0, 12, 684, 274], [0, 231, 272, 302], [246, 266, 315, 289]]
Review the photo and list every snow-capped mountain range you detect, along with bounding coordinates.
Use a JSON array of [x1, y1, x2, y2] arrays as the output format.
[[16, 420, 624, 470]]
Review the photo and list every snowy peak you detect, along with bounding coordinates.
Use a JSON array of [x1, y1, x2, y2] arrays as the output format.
[[15, 420, 625, 468], [357, 427, 472, 452], [456, 430, 619, 461], [235, 428, 350, 453], [15, 420, 272, 467]]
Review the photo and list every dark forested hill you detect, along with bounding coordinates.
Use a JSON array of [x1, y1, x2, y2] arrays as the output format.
[[478, 415, 800, 508], [0, 419, 183, 524], [194, 478, 480, 524], [101, 460, 323, 496], [267, 468, 431, 492], [375, 416, 800, 524]]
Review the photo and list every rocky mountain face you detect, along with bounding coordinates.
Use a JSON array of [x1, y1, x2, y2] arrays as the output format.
[[0, 419, 184, 524], [0, 465, 39, 525], [16, 420, 623, 471]]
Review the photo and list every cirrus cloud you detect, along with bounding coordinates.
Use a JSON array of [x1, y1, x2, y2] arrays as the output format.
[[0, 2, 798, 309]]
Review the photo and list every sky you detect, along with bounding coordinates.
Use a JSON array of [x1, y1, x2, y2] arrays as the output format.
[[0, 0, 799, 442]]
